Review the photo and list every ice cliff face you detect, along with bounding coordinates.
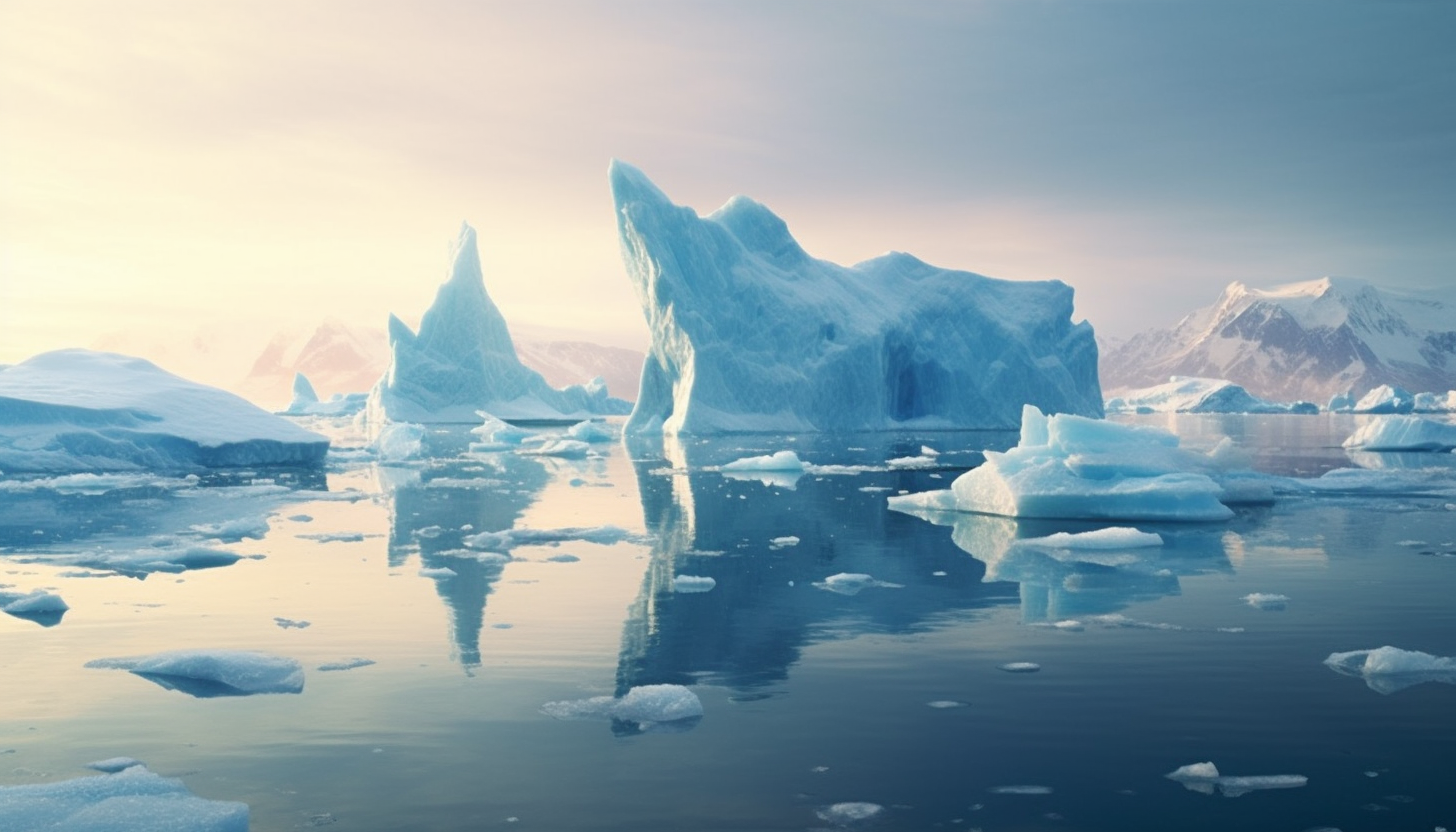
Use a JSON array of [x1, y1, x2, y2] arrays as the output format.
[[369, 223, 631, 423], [609, 161, 1103, 435], [1101, 278, 1456, 403]]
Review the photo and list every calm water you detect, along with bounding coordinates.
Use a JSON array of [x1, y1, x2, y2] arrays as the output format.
[[3, 413, 1455, 831]]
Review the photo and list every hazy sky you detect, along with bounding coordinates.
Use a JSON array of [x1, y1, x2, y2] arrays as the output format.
[[3, 1, 1453, 369]]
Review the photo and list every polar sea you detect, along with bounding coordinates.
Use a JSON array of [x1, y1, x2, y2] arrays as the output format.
[[3, 413, 1455, 831]]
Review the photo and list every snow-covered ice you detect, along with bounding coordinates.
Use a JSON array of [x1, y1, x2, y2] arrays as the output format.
[[367, 223, 629, 423], [1343, 415, 1456, 452], [1352, 384, 1416, 414], [1414, 390, 1456, 412], [0, 765, 248, 831], [566, 420, 616, 443], [0, 350, 328, 472], [1105, 377, 1317, 414], [673, 575, 716, 593], [1165, 761, 1307, 797], [1324, 646, 1456, 694], [85, 649, 305, 697], [888, 405, 1238, 521], [541, 684, 703, 730], [1242, 593, 1289, 610], [815, 802, 884, 824], [611, 160, 1102, 435], [1, 588, 68, 615], [374, 422, 426, 462], [720, 451, 806, 472]]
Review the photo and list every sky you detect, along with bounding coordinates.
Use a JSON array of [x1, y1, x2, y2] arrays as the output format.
[[2, 0, 1454, 382]]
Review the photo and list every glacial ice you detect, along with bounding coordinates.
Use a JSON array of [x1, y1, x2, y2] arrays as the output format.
[[1414, 390, 1456, 412], [888, 405, 1237, 521], [566, 420, 616, 443], [541, 684, 703, 729], [0, 349, 328, 472], [281, 372, 368, 417], [1165, 761, 1307, 797], [1328, 389, 1356, 412], [610, 160, 1102, 435], [1324, 646, 1456, 694], [720, 451, 806, 472], [1353, 384, 1416, 414], [470, 412, 535, 448], [368, 223, 630, 423], [1105, 377, 1317, 414], [85, 649, 305, 697], [1343, 415, 1456, 452], [0, 765, 248, 831]]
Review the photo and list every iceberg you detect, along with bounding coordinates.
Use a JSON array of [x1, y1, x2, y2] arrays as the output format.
[[1328, 389, 1356, 412], [541, 684, 703, 731], [85, 649, 305, 698], [281, 372, 368, 417], [368, 223, 631, 423], [1165, 761, 1307, 797], [0, 350, 329, 472], [0, 765, 248, 831], [889, 405, 1237, 521], [1352, 384, 1416, 414], [0, 588, 68, 626], [610, 161, 1102, 435], [1104, 377, 1317, 414], [1342, 415, 1456, 452], [1324, 646, 1456, 694], [1414, 390, 1456, 412]]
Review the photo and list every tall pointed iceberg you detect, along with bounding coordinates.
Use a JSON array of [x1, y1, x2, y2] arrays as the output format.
[[369, 223, 630, 423], [610, 161, 1103, 435]]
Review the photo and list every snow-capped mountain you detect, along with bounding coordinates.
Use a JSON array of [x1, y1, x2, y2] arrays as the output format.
[[1100, 277, 1456, 403]]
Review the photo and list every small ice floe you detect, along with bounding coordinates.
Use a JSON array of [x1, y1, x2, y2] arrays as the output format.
[[1088, 614, 1185, 631], [414, 525, 444, 539], [189, 515, 270, 543], [768, 535, 800, 549], [419, 567, 457, 579], [296, 532, 371, 543], [85, 756, 144, 773], [1029, 619, 1085, 632], [673, 575, 716, 593], [541, 684, 703, 733], [58, 546, 250, 577], [1324, 646, 1456, 694], [927, 700, 969, 709], [545, 554, 580, 563], [1017, 527, 1163, 550], [273, 617, 311, 629], [858, 486, 893, 493], [815, 802, 883, 824], [1165, 761, 1307, 797], [317, 658, 376, 672], [85, 649, 304, 698], [720, 451, 805, 473], [1243, 593, 1290, 610], [886, 455, 938, 469], [813, 573, 904, 596], [470, 412, 536, 448], [998, 662, 1041, 673], [0, 589, 68, 626], [0, 764, 249, 829], [463, 525, 645, 552], [566, 420, 616, 443], [518, 438, 592, 459], [989, 785, 1052, 795]]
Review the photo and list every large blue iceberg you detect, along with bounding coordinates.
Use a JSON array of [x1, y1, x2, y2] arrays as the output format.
[[609, 161, 1103, 434], [369, 223, 631, 423]]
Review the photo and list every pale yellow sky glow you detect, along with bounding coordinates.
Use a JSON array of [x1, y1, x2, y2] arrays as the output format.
[[3, 1, 1452, 387]]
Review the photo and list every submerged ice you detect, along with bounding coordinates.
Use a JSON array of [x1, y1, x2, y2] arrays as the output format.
[[368, 223, 630, 423], [611, 160, 1102, 434], [1324, 646, 1456, 694]]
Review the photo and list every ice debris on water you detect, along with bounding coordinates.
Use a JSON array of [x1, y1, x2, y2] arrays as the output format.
[[813, 573, 904, 595], [1, 588, 68, 616], [815, 802, 884, 825], [273, 617, 311, 629], [673, 575, 716, 593], [463, 525, 645, 551], [998, 662, 1041, 673], [1342, 414, 1456, 452], [518, 438, 592, 459], [85, 650, 304, 697], [541, 684, 703, 731], [719, 451, 806, 472], [317, 658, 376, 672], [566, 420, 616, 443], [768, 535, 800, 549], [373, 423, 426, 462], [1324, 646, 1456, 694], [927, 700, 969, 709], [1243, 593, 1290, 610], [0, 764, 249, 830], [989, 785, 1053, 795], [1017, 527, 1163, 549], [1165, 761, 1307, 797], [85, 757, 145, 773], [419, 567, 457, 579]]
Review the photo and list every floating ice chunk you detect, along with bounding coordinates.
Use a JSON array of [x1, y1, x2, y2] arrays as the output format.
[[566, 420, 616, 443], [1165, 760, 1306, 797], [0, 349, 328, 473], [281, 373, 368, 417], [541, 684, 703, 731], [273, 617, 311, 629], [469, 412, 535, 447], [518, 438, 592, 459], [317, 658, 376, 672], [1324, 646, 1456, 694], [927, 700, 969, 709], [0, 472, 198, 495], [367, 223, 629, 424], [189, 515, 270, 542], [816, 802, 884, 824], [545, 554, 580, 563], [297, 532, 371, 543], [998, 662, 1041, 673], [1243, 593, 1289, 610], [374, 422, 425, 462], [914, 405, 1235, 521], [1414, 390, 1456, 412], [611, 161, 1101, 435], [0, 765, 248, 831], [85, 650, 304, 697], [720, 451, 806, 472], [1, 588, 68, 615], [989, 785, 1052, 795], [86, 757, 144, 773], [673, 575, 716, 593], [1089, 614, 1185, 631], [1343, 415, 1456, 452], [1105, 377, 1317, 414], [419, 567, 457, 579], [462, 525, 645, 551], [1016, 527, 1163, 550], [1352, 384, 1416, 414], [887, 455, 938, 469], [768, 535, 800, 549], [813, 573, 904, 595]]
